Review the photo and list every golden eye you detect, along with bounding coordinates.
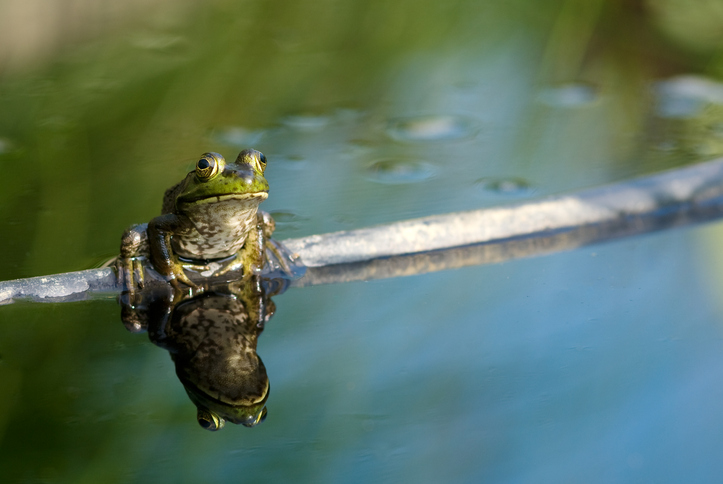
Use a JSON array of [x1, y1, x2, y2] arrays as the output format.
[[195, 152, 224, 180], [241, 406, 268, 427], [235, 149, 267, 173], [197, 408, 225, 431]]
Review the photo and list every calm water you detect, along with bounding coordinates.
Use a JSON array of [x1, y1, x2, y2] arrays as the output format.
[[3, 0, 723, 482]]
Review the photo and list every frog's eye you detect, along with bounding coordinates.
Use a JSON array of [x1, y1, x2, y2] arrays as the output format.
[[196, 152, 225, 181], [241, 406, 268, 427], [236, 149, 267, 173], [197, 408, 225, 431]]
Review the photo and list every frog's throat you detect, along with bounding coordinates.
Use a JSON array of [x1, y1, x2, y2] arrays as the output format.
[[181, 191, 268, 206]]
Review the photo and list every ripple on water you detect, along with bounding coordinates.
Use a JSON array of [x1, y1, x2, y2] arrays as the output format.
[[282, 114, 330, 131], [386, 115, 477, 142], [655, 76, 723, 118], [211, 127, 266, 147], [536, 83, 599, 108], [366, 158, 438, 184], [474, 177, 533, 197]]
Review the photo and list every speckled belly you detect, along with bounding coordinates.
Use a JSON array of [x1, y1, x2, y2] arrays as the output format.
[[172, 198, 260, 260]]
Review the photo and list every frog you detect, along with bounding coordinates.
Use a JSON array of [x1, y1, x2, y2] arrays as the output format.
[[121, 276, 285, 430], [116, 149, 276, 293]]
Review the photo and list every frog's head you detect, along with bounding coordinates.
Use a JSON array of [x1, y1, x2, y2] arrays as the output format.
[[194, 401, 268, 431], [175, 150, 269, 210], [174, 338, 271, 431], [182, 376, 270, 431]]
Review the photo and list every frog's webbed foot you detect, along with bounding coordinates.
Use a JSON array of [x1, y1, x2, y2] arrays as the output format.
[[215, 210, 302, 279], [212, 251, 262, 280], [264, 238, 299, 276], [169, 266, 200, 291]]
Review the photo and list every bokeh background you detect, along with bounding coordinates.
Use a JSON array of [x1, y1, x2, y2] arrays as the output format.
[[3, 0, 723, 482]]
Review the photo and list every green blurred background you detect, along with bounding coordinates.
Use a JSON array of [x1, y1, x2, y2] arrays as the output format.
[[3, 0, 723, 482]]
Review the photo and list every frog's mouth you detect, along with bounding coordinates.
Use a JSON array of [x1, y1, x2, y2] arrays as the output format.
[[184, 191, 268, 205]]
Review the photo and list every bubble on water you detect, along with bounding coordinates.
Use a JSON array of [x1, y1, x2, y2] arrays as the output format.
[[367, 158, 438, 184], [386, 115, 477, 142], [474, 177, 533, 196], [537, 83, 599, 108], [655, 76, 723, 118], [211, 126, 265, 147], [282, 114, 330, 131]]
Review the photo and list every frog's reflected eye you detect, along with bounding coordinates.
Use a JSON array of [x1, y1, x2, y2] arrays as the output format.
[[195, 152, 225, 181], [241, 406, 268, 427], [197, 408, 225, 431]]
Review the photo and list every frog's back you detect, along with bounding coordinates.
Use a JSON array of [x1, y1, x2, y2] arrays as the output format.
[[162, 181, 185, 214]]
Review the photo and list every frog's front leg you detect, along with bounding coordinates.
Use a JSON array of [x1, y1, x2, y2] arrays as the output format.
[[257, 210, 300, 276], [147, 213, 199, 290], [116, 223, 149, 292], [259, 210, 275, 239]]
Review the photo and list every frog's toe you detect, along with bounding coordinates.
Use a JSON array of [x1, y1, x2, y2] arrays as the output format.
[[213, 254, 245, 277], [114, 256, 148, 294], [172, 269, 199, 290], [133, 259, 145, 289]]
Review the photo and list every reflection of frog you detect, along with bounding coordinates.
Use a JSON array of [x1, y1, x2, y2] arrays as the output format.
[[116, 149, 275, 292], [122, 276, 287, 430]]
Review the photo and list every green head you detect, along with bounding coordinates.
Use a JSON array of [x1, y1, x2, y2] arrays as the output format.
[[175, 149, 269, 210], [183, 378, 270, 431]]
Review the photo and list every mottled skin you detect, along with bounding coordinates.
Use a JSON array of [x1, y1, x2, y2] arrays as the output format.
[[121, 277, 284, 430], [116, 149, 274, 292]]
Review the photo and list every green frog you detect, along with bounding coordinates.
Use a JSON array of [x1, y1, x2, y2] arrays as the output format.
[[116, 149, 275, 292]]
